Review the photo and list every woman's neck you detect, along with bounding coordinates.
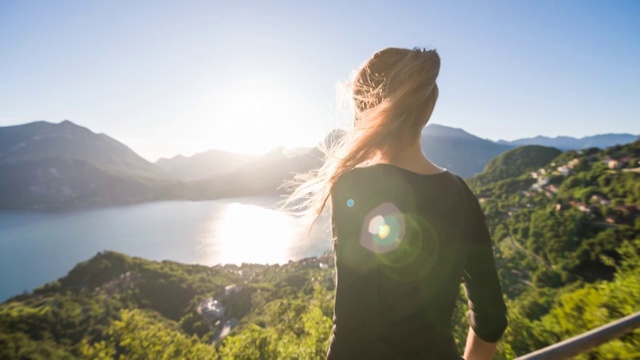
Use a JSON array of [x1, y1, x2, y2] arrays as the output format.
[[376, 142, 444, 175]]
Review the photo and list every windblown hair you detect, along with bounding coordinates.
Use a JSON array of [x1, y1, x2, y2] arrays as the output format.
[[285, 47, 440, 225]]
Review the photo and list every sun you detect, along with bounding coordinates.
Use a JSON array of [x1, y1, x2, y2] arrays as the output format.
[[187, 74, 315, 155]]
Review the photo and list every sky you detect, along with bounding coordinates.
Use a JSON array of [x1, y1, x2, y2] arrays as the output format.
[[0, 0, 638, 161]]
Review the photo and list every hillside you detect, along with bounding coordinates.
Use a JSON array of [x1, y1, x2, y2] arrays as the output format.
[[0, 156, 181, 210], [1, 141, 639, 359], [470, 140, 640, 286], [0, 121, 181, 210], [0, 251, 335, 359], [468, 145, 562, 187]]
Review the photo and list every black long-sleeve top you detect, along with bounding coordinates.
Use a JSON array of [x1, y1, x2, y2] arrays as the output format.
[[327, 164, 507, 359]]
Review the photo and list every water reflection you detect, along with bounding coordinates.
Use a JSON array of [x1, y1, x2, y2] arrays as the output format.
[[209, 203, 299, 264], [0, 197, 331, 301]]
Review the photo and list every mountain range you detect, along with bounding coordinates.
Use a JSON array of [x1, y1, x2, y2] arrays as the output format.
[[0, 120, 637, 210], [496, 133, 638, 150]]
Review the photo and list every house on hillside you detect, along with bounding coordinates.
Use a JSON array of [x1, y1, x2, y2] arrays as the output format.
[[554, 203, 565, 212], [618, 205, 639, 215], [605, 216, 620, 224], [568, 158, 581, 168], [557, 165, 572, 176], [576, 203, 593, 213], [531, 177, 550, 191], [591, 194, 610, 205], [198, 298, 225, 323], [224, 284, 243, 297]]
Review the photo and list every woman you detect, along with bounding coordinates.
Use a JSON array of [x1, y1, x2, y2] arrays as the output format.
[[290, 47, 507, 359]]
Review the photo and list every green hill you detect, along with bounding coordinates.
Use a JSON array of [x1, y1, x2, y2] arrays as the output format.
[[469, 145, 562, 187]]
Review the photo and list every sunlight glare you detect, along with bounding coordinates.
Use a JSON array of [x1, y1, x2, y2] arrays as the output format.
[[187, 75, 315, 154], [209, 202, 299, 264]]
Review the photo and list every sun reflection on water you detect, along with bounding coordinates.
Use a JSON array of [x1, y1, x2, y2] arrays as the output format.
[[208, 202, 301, 264]]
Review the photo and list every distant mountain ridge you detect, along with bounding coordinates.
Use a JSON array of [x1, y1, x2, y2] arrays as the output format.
[[0, 120, 177, 210], [1, 119, 637, 210], [156, 150, 258, 181], [497, 133, 638, 150], [421, 124, 513, 177], [168, 124, 511, 181], [0, 120, 164, 178]]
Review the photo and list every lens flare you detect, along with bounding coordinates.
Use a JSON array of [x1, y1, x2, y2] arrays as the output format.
[[368, 215, 385, 234], [356, 201, 441, 282], [360, 202, 405, 254], [378, 224, 391, 239], [378, 215, 439, 282]]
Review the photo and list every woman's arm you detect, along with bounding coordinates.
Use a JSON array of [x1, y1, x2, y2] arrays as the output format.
[[464, 326, 498, 360], [458, 178, 508, 358]]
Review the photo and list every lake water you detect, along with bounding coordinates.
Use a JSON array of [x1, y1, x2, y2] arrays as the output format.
[[0, 196, 331, 301]]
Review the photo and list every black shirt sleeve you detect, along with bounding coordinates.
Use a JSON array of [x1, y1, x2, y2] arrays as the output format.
[[459, 178, 508, 343]]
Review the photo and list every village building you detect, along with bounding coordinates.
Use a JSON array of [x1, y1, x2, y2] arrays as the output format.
[[224, 284, 243, 297], [590, 194, 610, 205], [198, 298, 225, 323], [557, 165, 572, 176]]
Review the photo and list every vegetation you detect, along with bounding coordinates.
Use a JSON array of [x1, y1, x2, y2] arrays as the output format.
[[1, 141, 639, 359]]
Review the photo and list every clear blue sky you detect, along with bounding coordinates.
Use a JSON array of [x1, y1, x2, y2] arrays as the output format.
[[1, 0, 638, 161]]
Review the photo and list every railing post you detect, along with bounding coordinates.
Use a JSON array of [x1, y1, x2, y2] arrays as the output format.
[[515, 311, 640, 360]]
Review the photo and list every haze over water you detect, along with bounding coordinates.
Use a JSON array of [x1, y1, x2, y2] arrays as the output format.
[[0, 197, 330, 301]]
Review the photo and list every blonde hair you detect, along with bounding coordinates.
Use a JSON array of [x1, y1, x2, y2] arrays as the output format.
[[285, 47, 440, 225]]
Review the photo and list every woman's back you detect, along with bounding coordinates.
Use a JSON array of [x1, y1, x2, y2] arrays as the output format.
[[327, 164, 507, 359], [284, 47, 507, 359]]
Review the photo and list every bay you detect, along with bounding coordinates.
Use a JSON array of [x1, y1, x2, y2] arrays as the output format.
[[0, 196, 331, 301]]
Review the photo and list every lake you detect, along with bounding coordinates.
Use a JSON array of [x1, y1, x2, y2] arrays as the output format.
[[0, 196, 331, 301]]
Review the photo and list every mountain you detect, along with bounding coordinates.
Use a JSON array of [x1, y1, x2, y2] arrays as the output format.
[[187, 145, 325, 199], [421, 124, 514, 177], [0, 120, 179, 210], [156, 150, 258, 181], [159, 129, 347, 184], [2, 120, 635, 209], [0, 120, 164, 177], [497, 133, 639, 151], [186, 124, 513, 198], [0, 121, 517, 208]]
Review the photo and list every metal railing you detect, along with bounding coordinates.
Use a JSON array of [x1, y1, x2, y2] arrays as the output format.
[[514, 311, 640, 360]]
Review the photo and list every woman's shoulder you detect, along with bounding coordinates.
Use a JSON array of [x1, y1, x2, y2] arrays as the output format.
[[334, 164, 470, 198], [340, 163, 461, 183]]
